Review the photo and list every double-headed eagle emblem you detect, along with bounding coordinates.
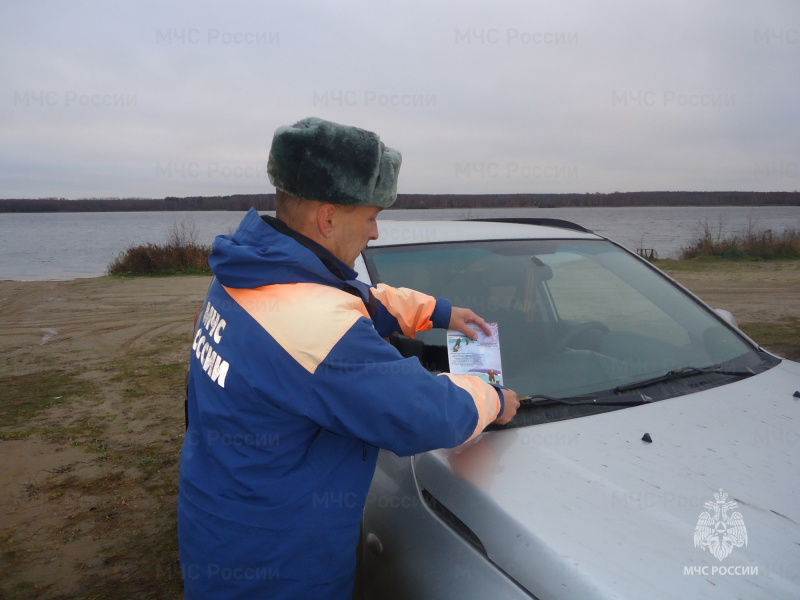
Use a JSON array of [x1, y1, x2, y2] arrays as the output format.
[[693, 489, 748, 561]]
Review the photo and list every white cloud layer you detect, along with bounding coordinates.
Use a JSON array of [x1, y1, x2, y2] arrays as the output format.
[[1, 0, 798, 198]]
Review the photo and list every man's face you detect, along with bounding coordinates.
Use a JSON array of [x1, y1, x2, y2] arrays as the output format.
[[330, 205, 381, 268]]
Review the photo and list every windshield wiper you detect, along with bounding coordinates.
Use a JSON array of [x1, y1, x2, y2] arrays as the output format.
[[614, 365, 755, 393], [518, 392, 653, 407]]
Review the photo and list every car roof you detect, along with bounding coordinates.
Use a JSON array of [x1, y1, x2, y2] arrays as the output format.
[[371, 218, 602, 247]]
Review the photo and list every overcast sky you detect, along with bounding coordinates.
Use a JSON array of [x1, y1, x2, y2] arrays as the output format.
[[1, 0, 798, 199]]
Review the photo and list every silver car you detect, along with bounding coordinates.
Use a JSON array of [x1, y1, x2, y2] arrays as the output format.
[[354, 218, 800, 599]]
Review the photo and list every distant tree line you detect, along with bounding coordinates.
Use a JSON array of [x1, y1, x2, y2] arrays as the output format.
[[0, 195, 275, 213], [392, 191, 800, 209], [1, 191, 798, 213]]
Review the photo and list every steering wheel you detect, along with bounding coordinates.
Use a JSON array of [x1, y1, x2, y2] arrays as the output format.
[[554, 321, 610, 352]]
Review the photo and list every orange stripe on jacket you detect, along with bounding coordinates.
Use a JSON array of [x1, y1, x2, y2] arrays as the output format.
[[437, 373, 501, 443], [224, 283, 369, 374], [370, 284, 438, 339]]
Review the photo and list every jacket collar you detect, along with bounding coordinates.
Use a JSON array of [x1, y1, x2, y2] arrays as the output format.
[[261, 214, 358, 283]]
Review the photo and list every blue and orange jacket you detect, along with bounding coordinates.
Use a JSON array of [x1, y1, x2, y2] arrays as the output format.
[[178, 208, 502, 598]]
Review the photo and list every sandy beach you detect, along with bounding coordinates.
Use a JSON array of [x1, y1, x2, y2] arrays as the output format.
[[1, 263, 799, 598], [1, 276, 210, 599]]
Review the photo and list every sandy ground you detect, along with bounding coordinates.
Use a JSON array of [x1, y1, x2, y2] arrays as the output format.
[[0, 276, 211, 599], [0, 263, 798, 598], [663, 261, 800, 329]]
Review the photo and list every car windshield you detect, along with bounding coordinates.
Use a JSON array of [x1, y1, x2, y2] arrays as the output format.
[[364, 238, 776, 424]]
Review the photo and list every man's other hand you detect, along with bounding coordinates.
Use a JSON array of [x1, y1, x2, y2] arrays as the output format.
[[495, 389, 519, 425]]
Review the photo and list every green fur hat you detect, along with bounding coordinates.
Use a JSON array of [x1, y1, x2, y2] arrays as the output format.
[[267, 117, 402, 208]]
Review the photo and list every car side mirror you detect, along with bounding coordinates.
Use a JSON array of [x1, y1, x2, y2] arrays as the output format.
[[714, 308, 739, 329]]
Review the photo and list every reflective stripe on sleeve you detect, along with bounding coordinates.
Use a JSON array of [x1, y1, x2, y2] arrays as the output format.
[[437, 373, 501, 443], [370, 284, 437, 338]]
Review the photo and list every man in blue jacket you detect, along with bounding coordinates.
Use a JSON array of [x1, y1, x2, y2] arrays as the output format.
[[178, 117, 519, 599]]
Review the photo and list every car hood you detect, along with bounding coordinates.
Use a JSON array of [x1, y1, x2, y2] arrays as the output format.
[[414, 360, 800, 599]]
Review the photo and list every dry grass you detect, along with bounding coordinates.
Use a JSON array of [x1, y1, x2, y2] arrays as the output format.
[[680, 221, 800, 260], [107, 222, 211, 276]]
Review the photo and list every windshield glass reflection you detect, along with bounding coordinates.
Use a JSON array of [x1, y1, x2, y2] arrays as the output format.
[[366, 240, 768, 402]]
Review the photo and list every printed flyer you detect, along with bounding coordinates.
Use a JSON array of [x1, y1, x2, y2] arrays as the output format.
[[446, 322, 503, 385]]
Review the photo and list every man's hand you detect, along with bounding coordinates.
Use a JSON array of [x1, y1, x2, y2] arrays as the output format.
[[449, 306, 492, 340], [494, 389, 520, 425]]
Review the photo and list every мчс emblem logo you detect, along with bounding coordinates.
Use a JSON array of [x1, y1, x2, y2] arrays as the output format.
[[693, 489, 748, 561]]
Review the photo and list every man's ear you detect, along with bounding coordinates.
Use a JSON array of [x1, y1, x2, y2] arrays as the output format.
[[315, 203, 337, 239]]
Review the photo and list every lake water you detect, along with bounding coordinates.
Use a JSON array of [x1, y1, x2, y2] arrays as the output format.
[[1, 206, 798, 281]]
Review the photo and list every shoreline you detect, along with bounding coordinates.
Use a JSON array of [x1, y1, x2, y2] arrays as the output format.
[[4, 206, 799, 281]]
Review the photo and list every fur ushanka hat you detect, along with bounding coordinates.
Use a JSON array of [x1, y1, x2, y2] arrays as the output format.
[[267, 117, 402, 208]]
